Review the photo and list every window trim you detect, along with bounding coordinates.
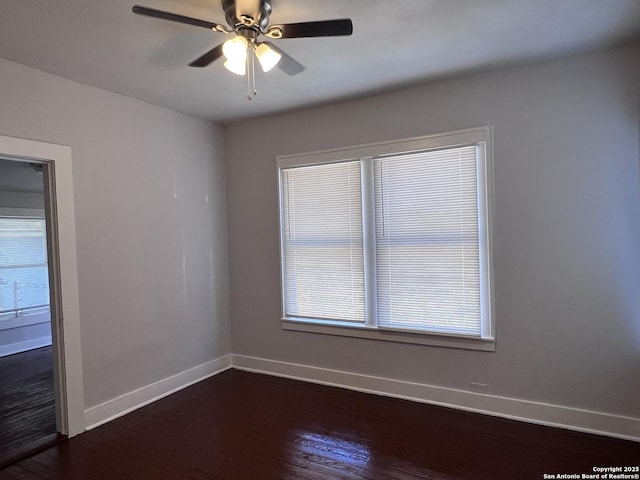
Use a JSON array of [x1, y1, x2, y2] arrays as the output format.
[[277, 126, 495, 351]]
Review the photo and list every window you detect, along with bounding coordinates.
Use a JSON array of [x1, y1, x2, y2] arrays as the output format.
[[0, 217, 50, 317], [278, 127, 494, 350], [281, 161, 365, 323]]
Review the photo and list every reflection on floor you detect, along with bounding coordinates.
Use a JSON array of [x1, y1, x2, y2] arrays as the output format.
[[0, 346, 57, 467]]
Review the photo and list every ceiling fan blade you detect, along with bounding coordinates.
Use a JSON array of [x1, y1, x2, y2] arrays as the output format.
[[266, 19, 353, 39], [263, 42, 305, 75], [189, 44, 225, 68], [132, 5, 227, 32]]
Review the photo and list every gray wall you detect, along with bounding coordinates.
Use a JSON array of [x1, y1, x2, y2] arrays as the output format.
[[225, 43, 640, 418], [0, 58, 231, 408]]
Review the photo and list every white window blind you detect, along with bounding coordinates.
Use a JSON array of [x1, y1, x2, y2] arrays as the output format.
[[0, 217, 50, 314], [280, 161, 366, 323], [373, 147, 482, 335]]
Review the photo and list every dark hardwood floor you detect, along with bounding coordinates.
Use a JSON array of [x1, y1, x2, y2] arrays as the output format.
[[0, 346, 57, 467], [1, 368, 638, 479]]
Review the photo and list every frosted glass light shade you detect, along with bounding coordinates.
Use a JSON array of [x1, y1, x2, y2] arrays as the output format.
[[255, 43, 282, 72], [223, 36, 248, 63], [224, 59, 246, 75]]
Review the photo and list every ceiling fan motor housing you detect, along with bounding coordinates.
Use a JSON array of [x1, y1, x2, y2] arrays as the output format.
[[222, 0, 272, 30]]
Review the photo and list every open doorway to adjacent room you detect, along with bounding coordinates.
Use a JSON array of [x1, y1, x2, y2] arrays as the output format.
[[0, 158, 59, 466], [0, 134, 84, 468]]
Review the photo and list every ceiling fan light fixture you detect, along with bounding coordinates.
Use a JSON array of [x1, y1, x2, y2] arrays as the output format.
[[222, 35, 248, 63], [255, 43, 282, 72], [224, 59, 247, 75]]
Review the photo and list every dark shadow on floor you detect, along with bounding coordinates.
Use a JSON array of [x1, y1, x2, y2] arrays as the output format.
[[0, 346, 57, 467]]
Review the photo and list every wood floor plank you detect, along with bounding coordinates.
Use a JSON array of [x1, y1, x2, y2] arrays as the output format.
[[2, 369, 638, 479], [30, 443, 109, 480], [0, 465, 44, 480]]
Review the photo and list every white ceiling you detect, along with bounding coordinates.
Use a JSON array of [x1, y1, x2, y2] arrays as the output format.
[[1, 0, 639, 124]]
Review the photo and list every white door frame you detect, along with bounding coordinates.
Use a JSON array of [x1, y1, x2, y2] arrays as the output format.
[[0, 134, 85, 436]]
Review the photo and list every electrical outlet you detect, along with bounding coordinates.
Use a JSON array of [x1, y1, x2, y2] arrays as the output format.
[[470, 382, 488, 388]]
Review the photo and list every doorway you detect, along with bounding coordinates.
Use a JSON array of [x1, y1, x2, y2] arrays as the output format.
[[0, 159, 57, 465], [0, 135, 84, 466]]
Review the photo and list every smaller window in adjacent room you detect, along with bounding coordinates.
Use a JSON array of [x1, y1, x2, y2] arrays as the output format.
[[0, 217, 50, 317], [277, 127, 494, 350]]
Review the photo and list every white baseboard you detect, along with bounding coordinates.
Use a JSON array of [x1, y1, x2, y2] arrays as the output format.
[[84, 354, 233, 430], [81, 352, 640, 442], [0, 335, 52, 358], [231, 354, 640, 442]]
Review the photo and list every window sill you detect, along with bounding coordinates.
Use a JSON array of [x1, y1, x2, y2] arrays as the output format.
[[282, 319, 495, 351]]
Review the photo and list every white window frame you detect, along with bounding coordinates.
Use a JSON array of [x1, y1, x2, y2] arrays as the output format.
[[277, 127, 495, 351]]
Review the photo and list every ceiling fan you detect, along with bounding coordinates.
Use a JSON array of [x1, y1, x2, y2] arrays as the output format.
[[132, 0, 353, 99]]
